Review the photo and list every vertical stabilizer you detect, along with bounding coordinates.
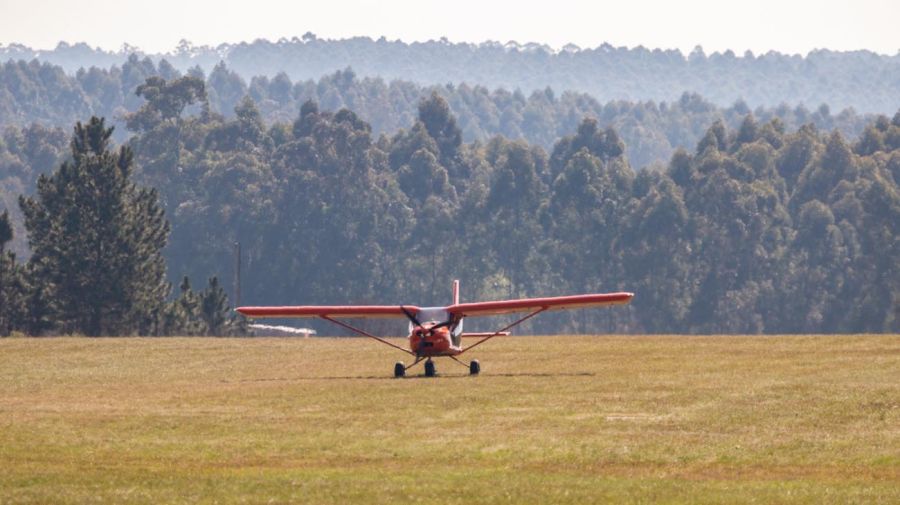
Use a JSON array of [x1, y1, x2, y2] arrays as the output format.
[[452, 279, 460, 305]]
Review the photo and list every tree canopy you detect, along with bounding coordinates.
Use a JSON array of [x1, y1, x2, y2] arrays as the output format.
[[3, 38, 897, 112], [0, 59, 875, 171], [1, 75, 897, 336]]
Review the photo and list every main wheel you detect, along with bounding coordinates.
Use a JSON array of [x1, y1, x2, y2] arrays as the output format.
[[424, 359, 436, 377], [469, 359, 480, 375], [394, 362, 405, 378]]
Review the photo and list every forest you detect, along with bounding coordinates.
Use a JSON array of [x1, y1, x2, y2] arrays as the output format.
[[1, 68, 897, 336], [2, 37, 898, 112], [0, 57, 876, 171]]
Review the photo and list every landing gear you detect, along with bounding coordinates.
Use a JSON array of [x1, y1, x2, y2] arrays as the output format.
[[448, 355, 480, 376], [424, 359, 436, 377], [394, 362, 405, 378]]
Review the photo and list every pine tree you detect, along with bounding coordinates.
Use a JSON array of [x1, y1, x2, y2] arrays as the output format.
[[161, 276, 243, 336], [19, 117, 170, 336], [0, 210, 27, 335], [161, 276, 204, 335], [199, 277, 230, 336], [0, 210, 11, 248]]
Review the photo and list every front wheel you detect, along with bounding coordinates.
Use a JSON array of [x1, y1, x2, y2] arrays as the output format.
[[469, 359, 480, 375], [424, 359, 436, 377], [394, 362, 405, 378]]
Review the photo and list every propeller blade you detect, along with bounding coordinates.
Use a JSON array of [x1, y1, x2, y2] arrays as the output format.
[[400, 306, 422, 327]]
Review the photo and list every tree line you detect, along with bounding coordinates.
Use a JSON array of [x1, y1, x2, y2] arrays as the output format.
[[0, 57, 874, 171], [3, 36, 898, 112], [1, 75, 898, 335]]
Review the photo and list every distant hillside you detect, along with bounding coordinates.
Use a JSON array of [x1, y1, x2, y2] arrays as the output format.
[[2, 36, 898, 113], [0, 60, 874, 169]]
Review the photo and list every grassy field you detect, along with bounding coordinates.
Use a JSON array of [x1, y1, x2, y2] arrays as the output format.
[[0, 335, 898, 504]]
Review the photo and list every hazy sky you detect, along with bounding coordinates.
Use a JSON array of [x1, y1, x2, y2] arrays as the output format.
[[1, 0, 897, 55]]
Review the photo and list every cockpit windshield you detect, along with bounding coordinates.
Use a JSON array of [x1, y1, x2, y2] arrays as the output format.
[[415, 307, 449, 324], [409, 306, 463, 340]]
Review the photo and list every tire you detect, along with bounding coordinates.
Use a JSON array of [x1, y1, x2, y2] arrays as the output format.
[[394, 362, 405, 378], [425, 360, 436, 377], [469, 359, 480, 375]]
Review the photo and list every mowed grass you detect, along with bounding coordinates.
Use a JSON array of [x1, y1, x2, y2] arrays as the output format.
[[0, 335, 898, 504]]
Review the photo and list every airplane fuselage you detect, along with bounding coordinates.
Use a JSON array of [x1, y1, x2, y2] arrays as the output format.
[[409, 322, 461, 357]]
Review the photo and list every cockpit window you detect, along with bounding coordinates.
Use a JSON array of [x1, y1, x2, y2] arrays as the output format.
[[415, 307, 449, 323], [408, 306, 463, 340]]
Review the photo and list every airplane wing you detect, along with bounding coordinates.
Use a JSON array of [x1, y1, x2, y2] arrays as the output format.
[[236, 305, 419, 319], [448, 292, 633, 318], [236, 304, 419, 355]]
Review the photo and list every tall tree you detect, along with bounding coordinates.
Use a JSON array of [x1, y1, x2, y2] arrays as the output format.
[[125, 75, 207, 132], [417, 93, 462, 165], [0, 209, 11, 252], [0, 209, 27, 335], [19, 117, 170, 335], [198, 277, 231, 336], [483, 139, 547, 298]]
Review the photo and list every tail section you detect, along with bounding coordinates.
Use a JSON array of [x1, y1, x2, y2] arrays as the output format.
[[452, 279, 460, 305]]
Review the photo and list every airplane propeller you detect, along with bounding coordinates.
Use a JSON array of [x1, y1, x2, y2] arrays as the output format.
[[428, 320, 453, 332], [400, 306, 422, 327], [400, 306, 453, 337]]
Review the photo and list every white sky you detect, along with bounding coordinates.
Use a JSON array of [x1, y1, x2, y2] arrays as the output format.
[[0, 0, 897, 55]]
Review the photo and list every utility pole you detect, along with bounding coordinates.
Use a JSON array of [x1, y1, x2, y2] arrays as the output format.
[[233, 241, 241, 308]]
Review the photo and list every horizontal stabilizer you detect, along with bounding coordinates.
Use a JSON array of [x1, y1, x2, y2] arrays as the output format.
[[249, 324, 317, 336]]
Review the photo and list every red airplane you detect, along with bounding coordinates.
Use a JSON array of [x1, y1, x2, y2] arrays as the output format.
[[237, 280, 633, 377]]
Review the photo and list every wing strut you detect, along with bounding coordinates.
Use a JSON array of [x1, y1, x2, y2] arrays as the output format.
[[319, 315, 414, 356], [458, 307, 547, 355]]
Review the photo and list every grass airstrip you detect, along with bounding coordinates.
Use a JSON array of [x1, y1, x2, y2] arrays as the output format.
[[0, 335, 898, 504]]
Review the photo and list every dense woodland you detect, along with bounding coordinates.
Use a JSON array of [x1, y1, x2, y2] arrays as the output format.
[[1, 72, 898, 335], [2, 37, 898, 112], [0, 57, 874, 171]]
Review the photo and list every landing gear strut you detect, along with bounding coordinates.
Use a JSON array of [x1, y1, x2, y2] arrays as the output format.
[[448, 355, 481, 376]]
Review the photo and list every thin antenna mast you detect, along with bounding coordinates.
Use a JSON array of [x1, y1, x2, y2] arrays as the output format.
[[233, 241, 241, 308]]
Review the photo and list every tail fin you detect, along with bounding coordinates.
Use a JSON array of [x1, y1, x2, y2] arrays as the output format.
[[452, 279, 460, 305]]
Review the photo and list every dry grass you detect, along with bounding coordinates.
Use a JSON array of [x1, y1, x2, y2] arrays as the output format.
[[0, 335, 898, 504]]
